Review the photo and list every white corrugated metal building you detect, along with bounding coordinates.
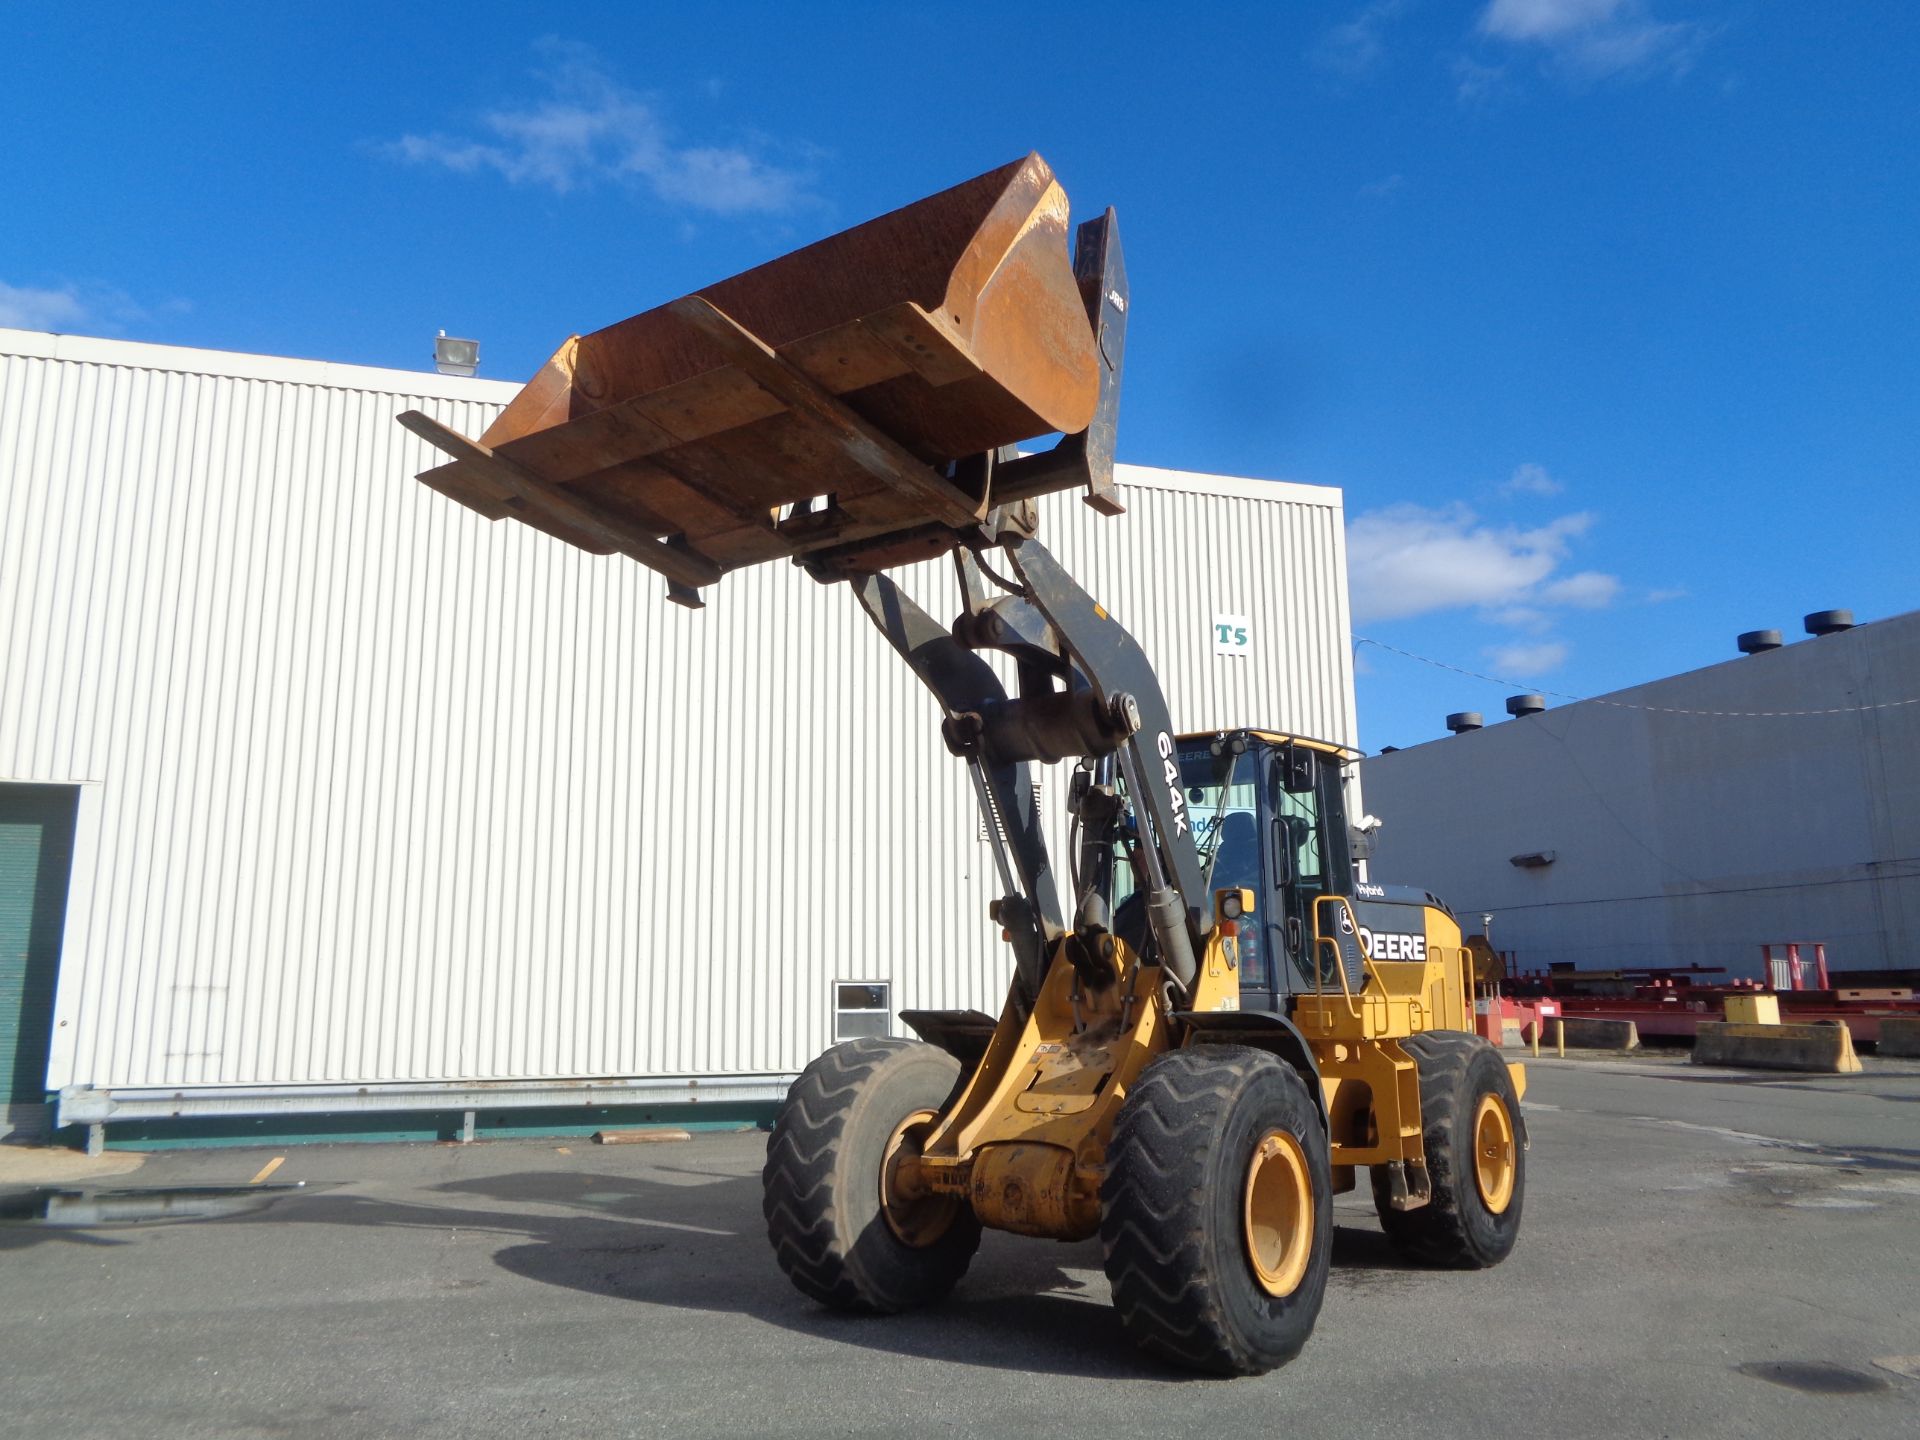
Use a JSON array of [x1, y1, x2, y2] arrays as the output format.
[[0, 327, 1359, 1142]]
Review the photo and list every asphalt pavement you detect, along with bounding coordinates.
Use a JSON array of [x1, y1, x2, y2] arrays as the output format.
[[3, 1051, 1917, 1439]]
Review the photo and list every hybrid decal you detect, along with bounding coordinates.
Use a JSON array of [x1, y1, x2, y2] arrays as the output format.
[[1155, 731, 1189, 836]]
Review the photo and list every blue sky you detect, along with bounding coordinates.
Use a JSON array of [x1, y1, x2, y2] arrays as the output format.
[[4, 2, 1915, 750]]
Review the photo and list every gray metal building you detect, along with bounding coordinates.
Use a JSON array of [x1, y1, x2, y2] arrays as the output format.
[[1360, 612, 1920, 981], [0, 327, 1359, 1140]]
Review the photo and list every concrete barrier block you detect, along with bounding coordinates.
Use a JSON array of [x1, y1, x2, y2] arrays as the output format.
[[1694, 1021, 1863, 1074], [1558, 1017, 1640, 1050], [1879, 1017, 1920, 1058]]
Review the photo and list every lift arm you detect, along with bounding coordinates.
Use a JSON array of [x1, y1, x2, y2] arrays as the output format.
[[851, 520, 1206, 992], [849, 568, 1064, 1007], [996, 535, 1205, 987]]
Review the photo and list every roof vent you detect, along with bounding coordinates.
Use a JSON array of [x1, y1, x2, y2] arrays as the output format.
[[1445, 712, 1484, 734], [1506, 694, 1547, 718], [1737, 629, 1783, 655], [1804, 609, 1854, 637]]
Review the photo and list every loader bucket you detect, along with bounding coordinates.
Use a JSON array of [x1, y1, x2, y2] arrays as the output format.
[[400, 153, 1127, 604]]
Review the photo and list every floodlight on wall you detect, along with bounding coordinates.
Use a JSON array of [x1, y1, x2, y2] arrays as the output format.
[[1509, 850, 1557, 869], [434, 330, 479, 378]]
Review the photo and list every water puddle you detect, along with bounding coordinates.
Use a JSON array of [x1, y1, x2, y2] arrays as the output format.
[[1783, 1196, 1878, 1210], [0, 1182, 314, 1227]]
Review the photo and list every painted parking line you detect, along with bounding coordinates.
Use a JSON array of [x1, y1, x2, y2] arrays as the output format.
[[249, 1156, 286, 1185]]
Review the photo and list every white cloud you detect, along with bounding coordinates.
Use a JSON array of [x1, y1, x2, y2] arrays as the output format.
[[1347, 502, 1597, 622], [1453, 55, 1508, 102], [1645, 585, 1688, 603], [1359, 173, 1405, 200], [1481, 0, 1626, 41], [1352, 490, 1627, 688], [1486, 640, 1570, 675], [384, 40, 814, 215], [0, 281, 89, 330], [0, 279, 180, 335], [649, 146, 810, 215], [1502, 461, 1562, 496], [1538, 570, 1620, 608], [1488, 604, 1555, 633], [1476, 0, 1708, 79], [1313, 1, 1411, 76]]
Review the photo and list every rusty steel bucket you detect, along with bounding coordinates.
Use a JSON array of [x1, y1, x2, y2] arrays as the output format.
[[400, 153, 1125, 604]]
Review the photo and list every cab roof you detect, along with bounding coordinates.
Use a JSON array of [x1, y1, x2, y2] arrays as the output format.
[[1175, 728, 1363, 763]]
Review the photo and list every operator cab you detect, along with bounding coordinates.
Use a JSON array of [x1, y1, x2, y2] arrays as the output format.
[[1109, 729, 1361, 1010]]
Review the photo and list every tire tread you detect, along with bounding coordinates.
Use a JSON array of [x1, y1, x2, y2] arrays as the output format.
[[763, 1037, 978, 1312], [1373, 1031, 1523, 1268], [1100, 1047, 1329, 1374]]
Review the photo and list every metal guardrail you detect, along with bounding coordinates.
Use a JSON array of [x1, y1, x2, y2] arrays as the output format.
[[56, 1074, 799, 1153]]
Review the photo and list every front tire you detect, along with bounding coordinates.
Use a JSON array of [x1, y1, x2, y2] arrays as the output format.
[[1371, 1031, 1525, 1267], [1100, 1047, 1333, 1375], [763, 1037, 981, 1312]]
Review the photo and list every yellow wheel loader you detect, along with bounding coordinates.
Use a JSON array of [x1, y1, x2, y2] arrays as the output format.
[[402, 154, 1527, 1376]]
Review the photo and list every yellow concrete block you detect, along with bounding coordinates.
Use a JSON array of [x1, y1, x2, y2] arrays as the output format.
[[1724, 994, 1781, 1025]]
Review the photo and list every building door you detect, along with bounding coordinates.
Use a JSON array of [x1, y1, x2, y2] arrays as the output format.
[[0, 784, 80, 1134]]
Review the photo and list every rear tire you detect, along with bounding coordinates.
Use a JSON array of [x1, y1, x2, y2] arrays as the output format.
[[1100, 1047, 1332, 1375], [763, 1037, 981, 1312], [1371, 1031, 1524, 1268]]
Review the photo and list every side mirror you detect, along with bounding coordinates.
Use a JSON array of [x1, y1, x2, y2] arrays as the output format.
[[1282, 742, 1315, 795], [1270, 819, 1294, 887]]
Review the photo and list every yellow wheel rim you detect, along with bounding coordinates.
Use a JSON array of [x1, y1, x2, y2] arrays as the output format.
[[1473, 1093, 1517, 1215], [1243, 1128, 1315, 1297], [879, 1108, 960, 1247]]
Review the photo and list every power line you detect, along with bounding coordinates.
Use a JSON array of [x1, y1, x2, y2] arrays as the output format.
[[1352, 635, 1920, 719], [1431, 861, 1920, 916]]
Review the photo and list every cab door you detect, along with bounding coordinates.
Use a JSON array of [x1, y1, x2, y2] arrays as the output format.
[[1269, 744, 1359, 992]]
